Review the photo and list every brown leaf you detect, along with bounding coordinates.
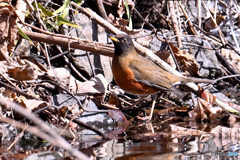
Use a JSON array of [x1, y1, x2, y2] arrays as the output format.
[[20, 99, 48, 112], [108, 93, 120, 107], [117, 0, 124, 19], [200, 90, 216, 105], [155, 49, 176, 69], [108, 13, 129, 29], [169, 43, 200, 76], [195, 97, 223, 122], [204, 12, 226, 31], [0, 2, 18, 63], [12, 96, 49, 119], [8, 62, 38, 81], [108, 109, 129, 124], [221, 48, 240, 73], [116, 0, 134, 18]]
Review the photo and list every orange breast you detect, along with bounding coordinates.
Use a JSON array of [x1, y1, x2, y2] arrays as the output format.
[[112, 59, 158, 95]]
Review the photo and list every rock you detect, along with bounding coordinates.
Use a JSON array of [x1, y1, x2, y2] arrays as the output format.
[[63, 13, 113, 83]]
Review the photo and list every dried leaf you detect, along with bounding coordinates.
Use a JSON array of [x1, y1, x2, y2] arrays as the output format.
[[0, 2, 18, 62], [108, 109, 129, 124], [117, 0, 134, 19], [77, 74, 108, 95], [221, 48, 240, 73], [8, 63, 38, 81], [108, 109, 130, 137], [204, 12, 226, 31], [12, 96, 49, 119], [108, 93, 120, 107], [108, 13, 129, 29], [155, 49, 176, 69], [47, 67, 74, 91], [195, 97, 224, 122], [170, 43, 200, 76], [200, 90, 216, 105]]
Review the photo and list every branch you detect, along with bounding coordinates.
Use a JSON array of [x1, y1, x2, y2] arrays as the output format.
[[23, 30, 114, 57]]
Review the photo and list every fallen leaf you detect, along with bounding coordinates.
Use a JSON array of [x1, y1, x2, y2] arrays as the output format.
[[201, 90, 216, 105], [116, 0, 134, 18], [155, 49, 176, 69], [194, 97, 224, 122], [76, 74, 108, 95], [8, 62, 38, 81], [47, 67, 76, 92], [0, 2, 18, 63], [203, 10, 226, 31], [221, 48, 240, 73], [170, 43, 200, 76]]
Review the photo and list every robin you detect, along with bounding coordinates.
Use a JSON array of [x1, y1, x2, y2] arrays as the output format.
[[109, 34, 237, 120]]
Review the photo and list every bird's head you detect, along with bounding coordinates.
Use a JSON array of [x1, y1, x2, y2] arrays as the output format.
[[109, 34, 134, 56]]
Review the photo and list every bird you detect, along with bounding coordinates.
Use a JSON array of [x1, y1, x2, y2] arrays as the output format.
[[109, 34, 238, 120], [109, 34, 183, 120]]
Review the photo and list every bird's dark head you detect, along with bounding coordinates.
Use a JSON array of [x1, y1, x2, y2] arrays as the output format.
[[109, 34, 134, 56]]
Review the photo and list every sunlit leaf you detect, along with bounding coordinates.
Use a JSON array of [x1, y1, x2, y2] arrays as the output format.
[[61, 7, 69, 18], [57, 16, 82, 28], [32, 2, 53, 17], [75, 0, 82, 5], [52, 0, 70, 15], [18, 27, 35, 46], [32, 2, 81, 29], [124, 0, 132, 29]]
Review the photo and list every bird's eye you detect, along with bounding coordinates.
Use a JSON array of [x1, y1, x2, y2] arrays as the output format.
[[122, 39, 127, 43]]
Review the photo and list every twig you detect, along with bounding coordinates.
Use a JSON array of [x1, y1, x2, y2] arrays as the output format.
[[202, 1, 227, 45], [7, 124, 28, 150], [50, 50, 70, 60], [63, 55, 88, 81], [0, 73, 18, 88], [71, 2, 122, 34], [178, 2, 199, 36], [215, 50, 240, 78], [86, 51, 96, 76], [48, 110, 83, 151], [66, 115, 111, 140], [168, 1, 182, 48], [96, 0, 109, 21], [0, 80, 38, 100], [198, 0, 202, 28]]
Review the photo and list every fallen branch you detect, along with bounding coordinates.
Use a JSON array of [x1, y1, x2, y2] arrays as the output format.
[[23, 30, 114, 57]]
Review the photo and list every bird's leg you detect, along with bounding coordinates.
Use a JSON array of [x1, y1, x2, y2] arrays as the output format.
[[135, 94, 157, 121], [147, 95, 157, 122], [131, 96, 147, 107]]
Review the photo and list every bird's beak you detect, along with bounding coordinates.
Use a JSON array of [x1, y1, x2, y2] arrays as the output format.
[[109, 35, 119, 42]]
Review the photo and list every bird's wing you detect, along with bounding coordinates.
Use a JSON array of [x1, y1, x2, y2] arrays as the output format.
[[129, 58, 174, 92]]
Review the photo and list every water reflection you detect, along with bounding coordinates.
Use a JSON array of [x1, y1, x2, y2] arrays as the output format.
[[92, 123, 240, 160]]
